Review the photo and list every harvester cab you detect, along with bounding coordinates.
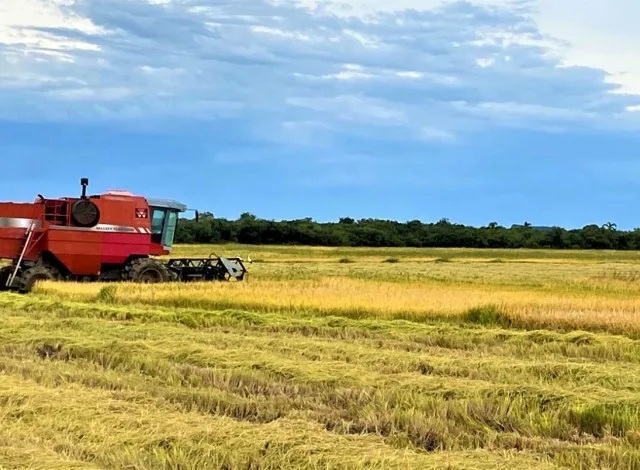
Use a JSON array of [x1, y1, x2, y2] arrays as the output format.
[[146, 198, 187, 252], [0, 178, 248, 293]]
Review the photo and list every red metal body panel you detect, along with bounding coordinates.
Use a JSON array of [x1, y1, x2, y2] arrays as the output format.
[[0, 202, 43, 261], [45, 228, 105, 276], [101, 233, 151, 265], [0, 191, 169, 276], [0, 202, 42, 219]]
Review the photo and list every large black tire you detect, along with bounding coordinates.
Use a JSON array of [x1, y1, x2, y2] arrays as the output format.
[[0, 266, 14, 292], [12, 263, 62, 294], [122, 258, 171, 284]]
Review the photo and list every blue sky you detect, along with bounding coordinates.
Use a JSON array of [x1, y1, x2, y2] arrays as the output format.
[[1, 0, 640, 229]]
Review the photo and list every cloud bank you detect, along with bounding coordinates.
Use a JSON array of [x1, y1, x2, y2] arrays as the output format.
[[0, 0, 638, 146]]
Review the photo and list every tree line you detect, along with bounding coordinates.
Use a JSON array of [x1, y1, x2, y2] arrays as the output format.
[[174, 213, 638, 250]]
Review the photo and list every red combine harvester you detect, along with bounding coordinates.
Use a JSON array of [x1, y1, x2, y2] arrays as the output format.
[[0, 178, 247, 293]]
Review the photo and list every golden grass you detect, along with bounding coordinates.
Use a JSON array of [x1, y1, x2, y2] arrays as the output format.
[[37, 262, 640, 336], [4, 244, 640, 468], [169, 243, 640, 263], [1, 294, 640, 469]]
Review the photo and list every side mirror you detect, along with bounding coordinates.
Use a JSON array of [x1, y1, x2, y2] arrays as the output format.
[[184, 209, 200, 222]]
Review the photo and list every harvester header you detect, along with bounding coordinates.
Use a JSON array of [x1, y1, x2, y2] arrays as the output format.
[[0, 178, 247, 292]]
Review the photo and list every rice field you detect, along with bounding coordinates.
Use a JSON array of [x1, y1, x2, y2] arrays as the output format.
[[3, 244, 640, 469]]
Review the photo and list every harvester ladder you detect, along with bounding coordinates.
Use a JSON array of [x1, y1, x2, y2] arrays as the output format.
[[6, 220, 37, 288]]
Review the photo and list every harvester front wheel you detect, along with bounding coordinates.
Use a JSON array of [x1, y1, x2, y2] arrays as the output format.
[[13, 264, 62, 294], [123, 258, 171, 284]]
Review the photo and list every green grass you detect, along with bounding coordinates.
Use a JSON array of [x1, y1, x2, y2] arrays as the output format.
[[3, 245, 640, 468]]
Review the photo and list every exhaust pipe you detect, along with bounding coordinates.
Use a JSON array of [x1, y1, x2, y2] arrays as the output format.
[[80, 178, 89, 199]]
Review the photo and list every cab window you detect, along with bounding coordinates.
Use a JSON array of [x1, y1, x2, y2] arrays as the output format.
[[151, 208, 166, 244], [162, 210, 178, 248]]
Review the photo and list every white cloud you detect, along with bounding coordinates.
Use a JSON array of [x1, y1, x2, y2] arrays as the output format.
[[0, 0, 101, 50], [342, 29, 380, 48], [293, 0, 640, 95], [3, 0, 639, 100], [320, 64, 374, 80], [531, 0, 640, 95], [47, 86, 132, 101], [287, 95, 406, 123], [293, 0, 445, 15], [476, 58, 495, 68], [251, 25, 313, 41], [1, 0, 639, 198], [455, 101, 596, 122], [396, 71, 422, 79], [0, 0, 638, 141]]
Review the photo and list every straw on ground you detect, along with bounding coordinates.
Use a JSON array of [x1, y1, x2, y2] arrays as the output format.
[[1, 244, 640, 469]]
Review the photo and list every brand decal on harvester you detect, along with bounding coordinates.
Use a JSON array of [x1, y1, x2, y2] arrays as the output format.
[[135, 208, 149, 219], [50, 224, 151, 234], [0, 218, 150, 234]]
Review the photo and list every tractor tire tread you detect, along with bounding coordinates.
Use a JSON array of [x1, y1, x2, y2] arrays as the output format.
[[12, 263, 62, 294], [122, 258, 171, 283]]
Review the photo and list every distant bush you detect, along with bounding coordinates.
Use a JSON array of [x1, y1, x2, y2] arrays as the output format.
[[175, 214, 634, 251]]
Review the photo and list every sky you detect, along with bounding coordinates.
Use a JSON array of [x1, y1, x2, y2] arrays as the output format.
[[1, 0, 639, 229]]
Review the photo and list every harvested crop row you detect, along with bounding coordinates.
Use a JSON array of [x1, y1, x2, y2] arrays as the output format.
[[3, 246, 640, 469], [1, 296, 640, 468]]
